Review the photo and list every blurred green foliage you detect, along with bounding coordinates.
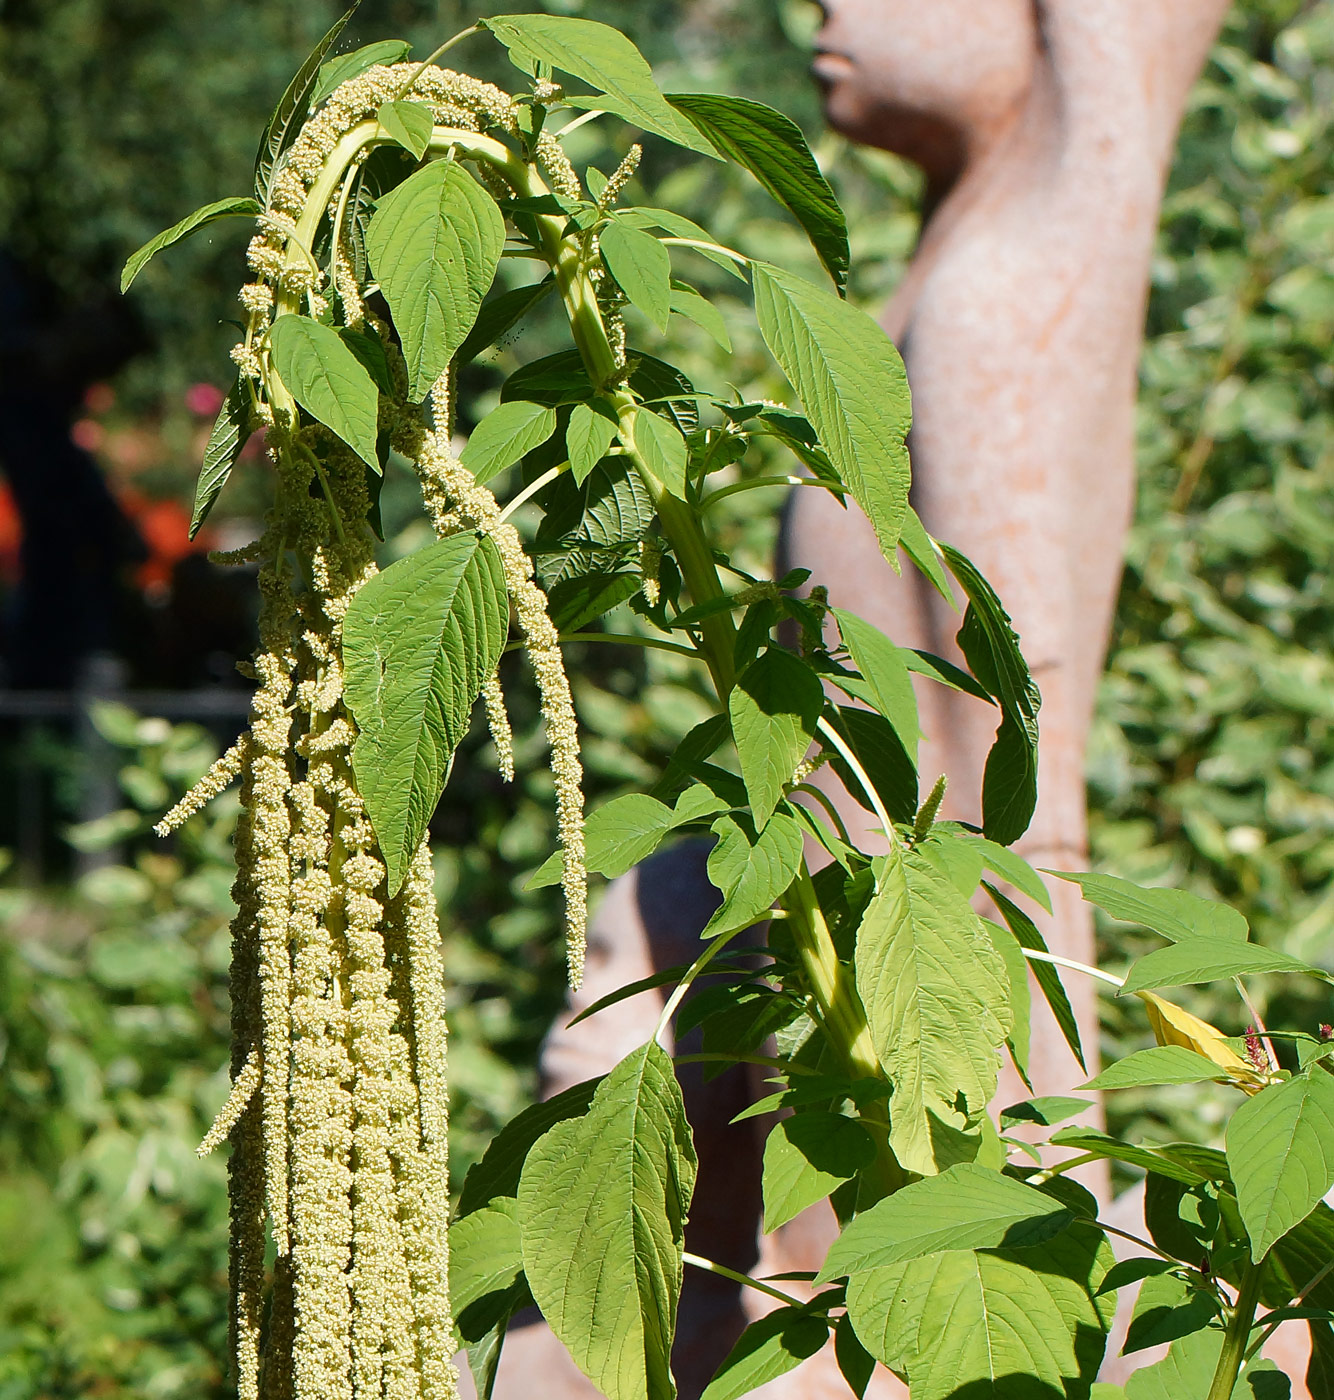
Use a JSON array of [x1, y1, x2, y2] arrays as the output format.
[[1, 0, 1332, 1392]]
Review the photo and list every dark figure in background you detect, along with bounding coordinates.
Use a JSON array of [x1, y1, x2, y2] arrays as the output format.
[[0, 253, 147, 689]]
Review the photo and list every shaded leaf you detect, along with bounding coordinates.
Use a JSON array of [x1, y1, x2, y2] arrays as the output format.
[[343, 534, 508, 893], [833, 608, 921, 764], [983, 917, 1032, 1088], [1123, 1271, 1220, 1355], [700, 1307, 828, 1400], [999, 1097, 1091, 1130], [762, 1112, 875, 1232], [670, 286, 731, 350], [547, 570, 639, 633], [121, 195, 260, 293], [825, 705, 918, 825], [190, 377, 251, 538], [311, 39, 413, 107], [457, 277, 557, 363]]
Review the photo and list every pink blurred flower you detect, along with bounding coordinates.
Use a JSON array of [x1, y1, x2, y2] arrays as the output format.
[[185, 382, 226, 417], [71, 419, 106, 452]]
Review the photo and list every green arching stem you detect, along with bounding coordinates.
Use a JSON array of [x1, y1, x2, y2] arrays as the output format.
[[702, 474, 844, 511], [1207, 1257, 1267, 1400], [495, 459, 570, 523], [395, 23, 484, 98], [682, 1253, 810, 1310]]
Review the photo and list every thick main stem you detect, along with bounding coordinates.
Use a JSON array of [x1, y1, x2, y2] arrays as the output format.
[[1207, 1258, 1267, 1400]]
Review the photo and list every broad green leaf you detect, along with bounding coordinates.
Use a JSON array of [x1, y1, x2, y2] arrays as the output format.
[[1052, 872, 1249, 943], [458, 1077, 600, 1217], [1095, 1257, 1179, 1298], [343, 534, 508, 893], [761, 1112, 875, 1232], [338, 326, 394, 394], [461, 400, 558, 486], [376, 98, 433, 159], [1084, 1047, 1233, 1091], [668, 92, 849, 292], [1049, 1129, 1212, 1186], [846, 1226, 1114, 1398], [969, 837, 1052, 912], [1228, 1070, 1334, 1261], [518, 1041, 696, 1400], [366, 160, 504, 400], [451, 1199, 524, 1318], [121, 196, 260, 293], [189, 377, 251, 538], [528, 793, 682, 889], [311, 39, 413, 107], [856, 851, 1009, 1174], [942, 544, 1041, 845], [833, 609, 921, 764], [699, 1308, 828, 1400], [670, 286, 731, 350], [752, 262, 911, 560], [819, 1164, 1073, 1280], [1122, 1271, 1220, 1355], [457, 276, 556, 363], [565, 402, 620, 484], [621, 206, 747, 281], [999, 1097, 1091, 1130], [703, 810, 804, 937], [481, 14, 718, 157], [916, 830, 985, 899], [983, 917, 1032, 1088], [601, 221, 672, 332], [1121, 941, 1320, 995], [987, 883, 1086, 1072], [729, 649, 823, 827], [632, 409, 688, 498], [255, 4, 358, 203], [546, 570, 639, 633], [268, 314, 379, 469], [1124, 1329, 1290, 1399]]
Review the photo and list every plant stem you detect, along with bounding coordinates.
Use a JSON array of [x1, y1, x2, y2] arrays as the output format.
[[682, 1253, 810, 1309], [1207, 1257, 1267, 1400]]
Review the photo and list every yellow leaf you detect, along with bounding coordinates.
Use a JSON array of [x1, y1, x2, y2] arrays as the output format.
[[1137, 992, 1266, 1093]]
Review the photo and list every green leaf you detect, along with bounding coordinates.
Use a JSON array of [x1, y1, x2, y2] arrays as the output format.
[[761, 1113, 875, 1232], [1124, 1329, 1291, 1400], [729, 649, 823, 827], [343, 534, 509, 894], [189, 377, 251, 538], [366, 160, 504, 400], [986, 883, 1087, 1072], [601, 221, 672, 332], [1122, 1270, 1220, 1355], [942, 544, 1041, 845], [633, 409, 688, 498], [565, 402, 620, 484], [969, 838, 1052, 912], [255, 3, 359, 203], [1052, 872, 1249, 943], [461, 400, 559, 486], [667, 92, 849, 293], [983, 917, 1032, 1088], [856, 851, 1009, 1174], [819, 1164, 1073, 1279], [481, 14, 718, 157], [999, 1097, 1092, 1130], [338, 327, 395, 394], [1122, 941, 1320, 995], [121, 196, 260, 293], [897, 506, 954, 603], [825, 705, 918, 824], [1084, 1047, 1233, 1091], [452, 1199, 524, 1318], [752, 262, 911, 560], [528, 793, 683, 890], [1049, 1129, 1212, 1186], [834, 1314, 877, 1399], [517, 1041, 696, 1400], [699, 1308, 828, 1400], [457, 277, 556, 363], [704, 811, 804, 937], [1228, 1070, 1334, 1261], [845, 1226, 1113, 1398], [832, 609, 921, 764], [547, 570, 639, 634], [669, 286, 731, 350], [311, 39, 413, 107], [458, 1077, 600, 1217], [268, 314, 379, 469], [376, 99, 433, 159]]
